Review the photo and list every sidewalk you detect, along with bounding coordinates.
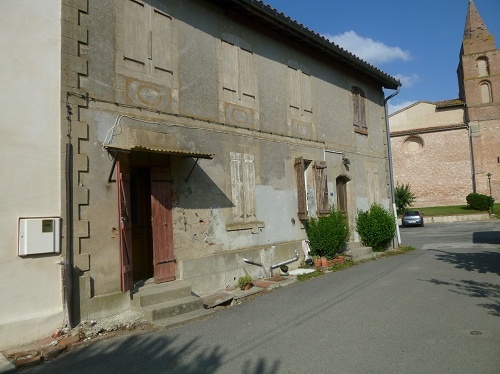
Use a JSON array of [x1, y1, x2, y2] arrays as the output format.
[[0, 270, 308, 372]]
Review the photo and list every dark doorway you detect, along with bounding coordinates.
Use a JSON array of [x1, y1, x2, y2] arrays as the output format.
[[130, 167, 154, 281]]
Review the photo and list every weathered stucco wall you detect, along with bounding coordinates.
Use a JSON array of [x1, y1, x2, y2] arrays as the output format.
[[0, 0, 63, 349], [68, 0, 393, 318]]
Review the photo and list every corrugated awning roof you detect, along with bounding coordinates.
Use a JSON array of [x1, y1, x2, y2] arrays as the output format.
[[104, 145, 214, 159]]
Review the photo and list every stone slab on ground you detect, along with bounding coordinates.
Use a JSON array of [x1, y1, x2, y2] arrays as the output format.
[[202, 292, 234, 308]]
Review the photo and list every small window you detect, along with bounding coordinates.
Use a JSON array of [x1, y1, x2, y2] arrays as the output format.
[[352, 87, 367, 133], [477, 57, 489, 77], [480, 82, 492, 104]]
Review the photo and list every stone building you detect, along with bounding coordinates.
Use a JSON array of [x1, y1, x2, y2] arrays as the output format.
[[0, 0, 399, 348], [390, 0, 499, 207]]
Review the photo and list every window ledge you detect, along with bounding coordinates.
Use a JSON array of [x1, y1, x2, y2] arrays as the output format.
[[354, 128, 368, 136], [226, 221, 265, 234]]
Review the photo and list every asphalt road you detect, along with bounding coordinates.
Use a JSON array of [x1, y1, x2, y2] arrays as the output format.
[[23, 221, 500, 374]]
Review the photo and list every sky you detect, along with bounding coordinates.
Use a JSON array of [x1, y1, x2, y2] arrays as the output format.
[[262, 0, 500, 114]]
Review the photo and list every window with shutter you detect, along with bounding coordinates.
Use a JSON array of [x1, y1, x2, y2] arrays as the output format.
[[288, 66, 313, 116], [352, 87, 367, 133], [295, 157, 329, 220], [230, 152, 256, 222], [123, 0, 174, 76], [221, 40, 256, 101]]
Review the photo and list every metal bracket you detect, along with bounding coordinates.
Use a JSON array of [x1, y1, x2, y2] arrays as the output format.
[[186, 158, 200, 182]]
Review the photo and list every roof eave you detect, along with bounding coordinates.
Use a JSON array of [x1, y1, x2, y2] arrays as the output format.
[[206, 0, 400, 89]]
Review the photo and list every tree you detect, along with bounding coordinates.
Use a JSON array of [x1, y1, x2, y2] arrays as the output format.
[[395, 183, 416, 215]]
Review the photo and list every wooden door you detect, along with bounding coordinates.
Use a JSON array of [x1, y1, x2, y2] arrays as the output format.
[[117, 158, 134, 292], [150, 165, 175, 283]]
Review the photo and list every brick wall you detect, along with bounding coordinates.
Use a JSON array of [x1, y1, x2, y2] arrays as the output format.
[[391, 128, 472, 207]]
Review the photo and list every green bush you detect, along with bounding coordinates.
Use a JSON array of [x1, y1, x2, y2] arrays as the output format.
[[356, 203, 396, 252], [305, 206, 349, 259], [466, 192, 494, 211]]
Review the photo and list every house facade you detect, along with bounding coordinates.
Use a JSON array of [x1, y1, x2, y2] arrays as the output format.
[[0, 0, 399, 349], [390, 0, 499, 207]]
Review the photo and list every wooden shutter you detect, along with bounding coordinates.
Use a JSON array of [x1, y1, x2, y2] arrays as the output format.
[[352, 88, 360, 128], [288, 67, 300, 110], [240, 49, 255, 99], [117, 158, 133, 292], [124, 0, 148, 64], [243, 154, 256, 220], [314, 161, 329, 216], [222, 41, 238, 93], [152, 9, 172, 73], [295, 157, 307, 219], [150, 166, 175, 283], [302, 72, 313, 113], [359, 90, 366, 129]]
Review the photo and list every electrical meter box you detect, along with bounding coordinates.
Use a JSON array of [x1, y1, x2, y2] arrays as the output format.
[[18, 217, 61, 256]]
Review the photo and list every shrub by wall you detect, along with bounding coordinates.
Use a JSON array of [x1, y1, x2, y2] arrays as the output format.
[[356, 203, 396, 252], [306, 206, 349, 259], [466, 192, 494, 211]]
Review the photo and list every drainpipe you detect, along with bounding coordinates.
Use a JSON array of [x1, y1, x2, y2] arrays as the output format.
[[64, 94, 74, 329], [384, 83, 402, 247]]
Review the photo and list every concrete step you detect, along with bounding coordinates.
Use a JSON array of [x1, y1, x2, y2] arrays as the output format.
[[153, 308, 214, 329], [351, 252, 377, 262], [345, 246, 373, 258], [131, 282, 193, 309], [142, 295, 205, 322]]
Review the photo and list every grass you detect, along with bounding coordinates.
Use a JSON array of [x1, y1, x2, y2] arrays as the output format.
[[401, 203, 500, 217], [379, 246, 416, 257]]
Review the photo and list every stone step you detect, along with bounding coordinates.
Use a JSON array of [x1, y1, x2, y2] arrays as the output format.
[[351, 252, 377, 262], [131, 281, 193, 310], [345, 246, 373, 258], [153, 308, 214, 329], [142, 295, 205, 322]]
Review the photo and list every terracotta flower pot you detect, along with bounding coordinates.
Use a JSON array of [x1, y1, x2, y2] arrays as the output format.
[[321, 257, 329, 267], [313, 259, 322, 268]]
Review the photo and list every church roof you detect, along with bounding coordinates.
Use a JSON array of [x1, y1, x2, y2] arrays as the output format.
[[463, 1, 490, 40], [434, 99, 465, 108], [462, 0, 495, 53]]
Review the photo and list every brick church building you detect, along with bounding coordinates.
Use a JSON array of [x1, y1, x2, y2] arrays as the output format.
[[390, 0, 499, 207]]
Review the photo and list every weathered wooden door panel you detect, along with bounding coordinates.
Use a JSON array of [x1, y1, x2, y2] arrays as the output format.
[[150, 165, 175, 283], [117, 158, 134, 292]]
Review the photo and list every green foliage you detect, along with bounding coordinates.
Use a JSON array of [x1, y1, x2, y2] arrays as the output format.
[[305, 206, 350, 259], [237, 275, 252, 289], [356, 203, 396, 252], [466, 192, 494, 211], [395, 183, 416, 215]]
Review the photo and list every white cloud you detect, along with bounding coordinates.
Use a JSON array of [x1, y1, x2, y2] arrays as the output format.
[[388, 100, 417, 115], [393, 73, 420, 88], [324, 31, 411, 64]]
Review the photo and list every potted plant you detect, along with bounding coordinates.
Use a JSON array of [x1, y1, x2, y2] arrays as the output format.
[[238, 275, 252, 290]]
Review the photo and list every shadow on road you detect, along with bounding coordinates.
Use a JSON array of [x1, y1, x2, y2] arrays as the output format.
[[473, 231, 500, 244], [423, 278, 500, 317], [24, 332, 281, 374], [431, 249, 500, 275]]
